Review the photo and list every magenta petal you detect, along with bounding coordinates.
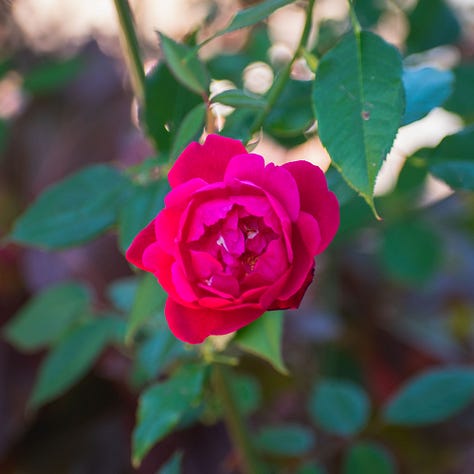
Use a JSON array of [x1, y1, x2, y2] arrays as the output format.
[[168, 134, 247, 188], [283, 160, 339, 253], [165, 299, 264, 344], [296, 211, 322, 255], [164, 177, 207, 208], [225, 156, 300, 222], [125, 219, 156, 271]]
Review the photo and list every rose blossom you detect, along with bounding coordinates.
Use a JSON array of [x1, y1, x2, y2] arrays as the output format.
[[126, 134, 339, 344]]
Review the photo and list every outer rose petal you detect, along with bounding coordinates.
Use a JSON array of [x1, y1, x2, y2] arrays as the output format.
[[125, 220, 156, 271], [283, 160, 339, 253], [165, 298, 264, 344], [168, 134, 247, 188]]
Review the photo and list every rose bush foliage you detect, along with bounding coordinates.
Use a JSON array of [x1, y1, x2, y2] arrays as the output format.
[[126, 134, 339, 343]]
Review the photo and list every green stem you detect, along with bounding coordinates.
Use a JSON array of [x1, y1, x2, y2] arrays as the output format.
[[248, 0, 316, 139], [113, 0, 146, 104], [212, 365, 262, 474]]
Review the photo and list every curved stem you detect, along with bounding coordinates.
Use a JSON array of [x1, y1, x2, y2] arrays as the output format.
[[248, 0, 316, 139], [113, 0, 146, 104], [212, 365, 262, 474]]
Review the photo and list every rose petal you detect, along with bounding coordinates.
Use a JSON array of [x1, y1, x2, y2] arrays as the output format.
[[283, 160, 339, 253], [125, 219, 156, 271], [165, 298, 264, 343], [225, 156, 300, 221], [164, 177, 207, 208], [168, 134, 247, 188], [154, 208, 181, 254], [297, 211, 322, 255]]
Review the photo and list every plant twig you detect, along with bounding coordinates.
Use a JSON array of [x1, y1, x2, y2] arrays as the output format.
[[248, 0, 316, 139], [212, 364, 262, 474], [113, 0, 146, 104]]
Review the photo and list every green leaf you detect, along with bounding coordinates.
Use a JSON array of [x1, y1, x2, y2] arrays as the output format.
[[380, 219, 441, 285], [402, 67, 454, 126], [10, 165, 130, 249], [136, 329, 186, 381], [254, 424, 315, 457], [170, 103, 206, 161], [144, 63, 202, 152], [309, 378, 370, 436], [216, 0, 294, 36], [118, 179, 168, 252], [343, 442, 396, 474], [313, 30, 404, 215], [428, 127, 474, 190], [158, 452, 183, 474], [383, 367, 474, 426], [22, 57, 83, 95], [297, 463, 327, 474], [3, 282, 90, 351], [265, 79, 314, 147], [159, 33, 209, 95], [444, 64, 474, 122], [212, 89, 266, 109], [234, 311, 288, 375], [406, 0, 461, 54], [126, 274, 167, 343], [326, 167, 357, 206], [132, 364, 206, 467], [29, 317, 123, 408], [107, 276, 140, 313]]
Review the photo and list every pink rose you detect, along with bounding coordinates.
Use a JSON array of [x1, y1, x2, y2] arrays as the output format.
[[126, 135, 339, 344]]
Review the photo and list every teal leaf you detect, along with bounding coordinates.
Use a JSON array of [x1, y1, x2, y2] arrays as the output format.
[[428, 127, 474, 190], [10, 165, 130, 249], [132, 364, 206, 467], [229, 372, 262, 415], [107, 276, 140, 313], [29, 317, 124, 409], [309, 378, 370, 436], [3, 282, 90, 351], [254, 424, 315, 457], [170, 103, 206, 161], [212, 89, 266, 109], [159, 32, 210, 95], [380, 219, 441, 285], [234, 311, 288, 375], [126, 273, 167, 343], [402, 67, 454, 125], [343, 442, 396, 474], [118, 179, 168, 252], [383, 367, 474, 426], [158, 452, 183, 474], [444, 64, 474, 122], [313, 30, 404, 215]]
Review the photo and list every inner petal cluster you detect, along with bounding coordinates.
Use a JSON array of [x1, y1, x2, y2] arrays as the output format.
[[184, 201, 281, 300]]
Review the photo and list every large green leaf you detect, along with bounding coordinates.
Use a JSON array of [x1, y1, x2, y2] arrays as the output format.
[[10, 165, 130, 249], [308, 378, 370, 436], [402, 67, 453, 126], [313, 30, 404, 215], [212, 89, 267, 109], [29, 317, 125, 409], [254, 424, 315, 457], [159, 33, 209, 95], [3, 282, 90, 351], [158, 452, 183, 474], [234, 311, 288, 375], [132, 364, 206, 467], [343, 442, 396, 474], [118, 179, 168, 252], [383, 367, 474, 426], [126, 273, 167, 343], [428, 127, 474, 190]]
